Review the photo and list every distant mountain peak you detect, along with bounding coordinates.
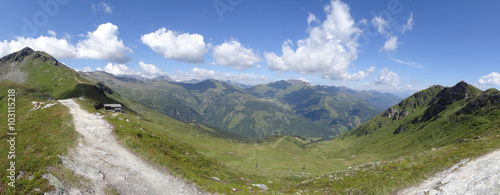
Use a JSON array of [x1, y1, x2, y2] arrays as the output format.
[[0, 47, 35, 63]]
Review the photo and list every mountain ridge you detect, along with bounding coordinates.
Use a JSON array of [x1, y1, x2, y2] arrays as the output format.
[[81, 71, 402, 139]]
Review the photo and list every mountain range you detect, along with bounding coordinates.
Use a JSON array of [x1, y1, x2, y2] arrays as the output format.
[[80, 71, 401, 140]]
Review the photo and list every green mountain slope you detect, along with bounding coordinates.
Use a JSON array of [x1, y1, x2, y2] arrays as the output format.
[[0, 47, 253, 193], [337, 81, 500, 157], [247, 80, 401, 134], [81, 72, 335, 139]]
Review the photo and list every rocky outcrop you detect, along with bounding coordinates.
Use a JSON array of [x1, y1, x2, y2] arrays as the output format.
[[393, 125, 407, 134], [0, 47, 34, 64], [382, 108, 410, 120], [421, 81, 473, 122], [458, 91, 500, 115], [0, 47, 62, 67]]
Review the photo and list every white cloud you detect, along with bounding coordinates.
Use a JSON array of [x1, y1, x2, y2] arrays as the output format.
[[139, 61, 168, 78], [95, 61, 169, 79], [212, 39, 261, 70], [402, 12, 414, 34], [299, 77, 310, 83], [92, 2, 112, 14], [265, 0, 371, 81], [389, 58, 423, 69], [172, 67, 270, 85], [375, 68, 399, 86], [82, 66, 93, 72], [307, 13, 319, 26], [48, 30, 57, 37], [0, 23, 132, 63], [100, 2, 112, 14], [380, 36, 398, 52], [372, 16, 388, 35], [357, 82, 424, 96], [477, 72, 500, 86], [102, 63, 139, 76], [348, 66, 375, 80], [76, 23, 132, 63], [141, 28, 207, 64]]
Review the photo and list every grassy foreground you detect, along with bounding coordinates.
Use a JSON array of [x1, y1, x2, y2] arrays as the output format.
[[74, 90, 500, 194], [1, 75, 499, 194], [0, 81, 82, 194]]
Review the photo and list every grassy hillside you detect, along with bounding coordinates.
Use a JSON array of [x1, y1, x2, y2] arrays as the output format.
[[88, 80, 500, 193], [0, 80, 82, 194]]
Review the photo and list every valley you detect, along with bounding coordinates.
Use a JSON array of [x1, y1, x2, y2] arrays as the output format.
[[1, 47, 500, 194], [80, 71, 401, 140]]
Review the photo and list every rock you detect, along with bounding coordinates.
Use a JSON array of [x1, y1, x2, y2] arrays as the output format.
[[393, 125, 406, 134], [251, 184, 268, 191], [59, 155, 104, 180], [458, 93, 500, 115], [422, 82, 474, 121], [211, 177, 221, 182], [17, 170, 25, 179], [474, 136, 481, 139], [42, 173, 65, 195], [382, 108, 410, 120]]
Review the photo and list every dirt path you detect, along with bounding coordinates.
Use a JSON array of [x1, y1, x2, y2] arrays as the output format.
[[59, 99, 206, 195], [399, 150, 500, 194]]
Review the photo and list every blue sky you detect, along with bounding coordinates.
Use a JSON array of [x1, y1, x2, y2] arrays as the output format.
[[0, 0, 499, 96]]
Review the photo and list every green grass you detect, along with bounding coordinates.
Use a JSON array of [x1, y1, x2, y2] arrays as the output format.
[[80, 83, 500, 194], [0, 81, 79, 194], [3, 60, 500, 194]]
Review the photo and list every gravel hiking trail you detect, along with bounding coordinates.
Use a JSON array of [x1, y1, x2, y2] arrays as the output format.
[[59, 99, 206, 195], [399, 149, 500, 195]]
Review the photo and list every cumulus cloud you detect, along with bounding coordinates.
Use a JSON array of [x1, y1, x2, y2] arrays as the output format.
[[172, 67, 270, 85], [380, 36, 398, 52], [92, 2, 112, 14], [375, 68, 399, 86], [96, 61, 169, 79], [141, 28, 207, 64], [101, 63, 139, 76], [299, 77, 310, 83], [139, 61, 168, 78], [82, 66, 93, 72], [264, 0, 372, 81], [477, 72, 500, 86], [76, 23, 132, 63], [212, 39, 261, 70], [0, 23, 132, 63], [402, 12, 414, 34]]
